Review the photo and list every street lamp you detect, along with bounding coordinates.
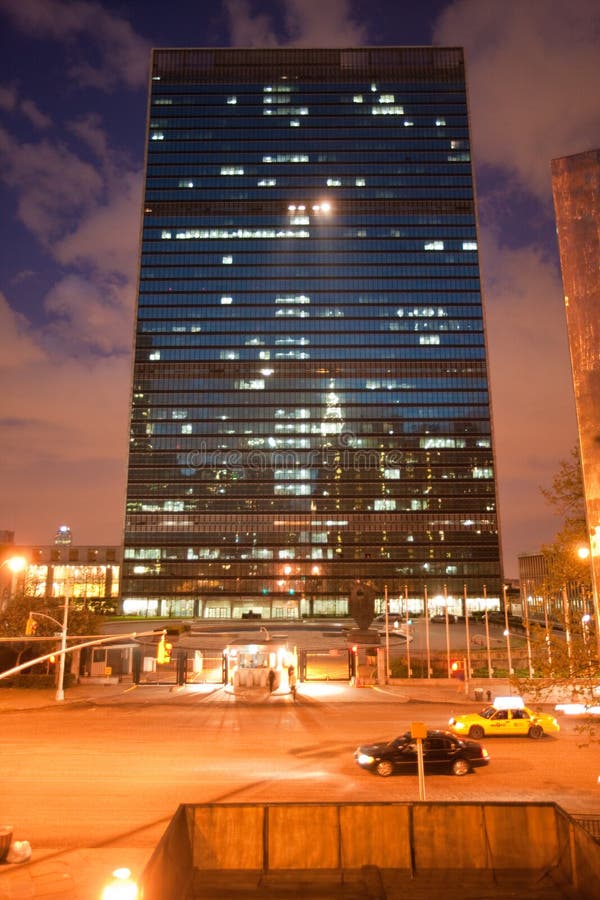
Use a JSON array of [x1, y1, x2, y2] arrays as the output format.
[[29, 602, 69, 702], [0, 555, 27, 609], [502, 584, 513, 686]]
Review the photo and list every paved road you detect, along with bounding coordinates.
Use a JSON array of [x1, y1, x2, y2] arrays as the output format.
[[1, 681, 598, 855]]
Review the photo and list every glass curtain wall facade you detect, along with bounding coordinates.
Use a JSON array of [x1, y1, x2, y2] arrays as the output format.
[[123, 47, 502, 618], [551, 149, 600, 654]]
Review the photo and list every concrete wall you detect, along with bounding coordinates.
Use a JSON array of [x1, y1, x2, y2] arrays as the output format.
[[141, 800, 599, 900]]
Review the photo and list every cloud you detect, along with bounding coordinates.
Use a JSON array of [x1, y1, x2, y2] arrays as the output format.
[[0, 293, 46, 368], [0, 293, 130, 544], [433, 0, 600, 198], [20, 99, 52, 130], [0, 83, 18, 111], [53, 167, 143, 277], [480, 231, 578, 570], [0, 126, 103, 246], [0, 0, 150, 91], [225, 0, 369, 47], [43, 273, 134, 355]]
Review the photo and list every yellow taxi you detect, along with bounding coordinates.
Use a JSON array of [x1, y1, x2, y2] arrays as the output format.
[[448, 696, 560, 740]]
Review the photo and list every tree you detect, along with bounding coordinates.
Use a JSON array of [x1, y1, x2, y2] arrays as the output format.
[[541, 444, 586, 520], [514, 621, 599, 741], [529, 446, 599, 739], [0, 592, 100, 672], [540, 444, 591, 596]]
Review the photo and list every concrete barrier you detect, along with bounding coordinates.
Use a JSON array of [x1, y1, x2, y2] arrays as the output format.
[[140, 800, 600, 900]]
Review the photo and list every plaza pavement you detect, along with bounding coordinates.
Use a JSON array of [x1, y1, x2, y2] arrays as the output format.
[[0, 677, 510, 899]]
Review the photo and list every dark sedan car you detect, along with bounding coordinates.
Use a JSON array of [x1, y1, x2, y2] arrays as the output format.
[[354, 729, 490, 777]]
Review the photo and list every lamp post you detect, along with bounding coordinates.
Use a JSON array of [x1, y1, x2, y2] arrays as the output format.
[[29, 603, 69, 702], [384, 583, 390, 684], [423, 586, 431, 679], [404, 583, 411, 679], [502, 584, 513, 686], [443, 585, 451, 678], [463, 584, 472, 683]]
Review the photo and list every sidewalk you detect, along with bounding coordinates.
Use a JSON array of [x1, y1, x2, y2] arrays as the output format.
[[0, 677, 508, 712]]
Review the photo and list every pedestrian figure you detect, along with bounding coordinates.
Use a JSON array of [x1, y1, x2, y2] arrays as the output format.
[[288, 665, 297, 701], [268, 668, 276, 693]]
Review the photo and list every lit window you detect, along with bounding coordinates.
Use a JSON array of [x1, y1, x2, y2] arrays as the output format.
[[290, 120, 300, 127], [226, 96, 237, 105], [222, 255, 233, 264], [151, 132, 164, 141], [149, 351, 160, 360], [161, 230, 172, 239], [154, 98, 172, 105], [262, 154, 309, 163], [472, 467, 493, 479], [353, 95, 363, 103], [275, 295, 310, 304], [178, 180, 194, 188], [220, 296, 233, 305], [424, 241, 444, 250], [371, 106, 404, 115], [326, 178, 341, 186], [237, 379, 265, 390], [384, 468, 401, 479], [355, 177, 366, 186], [371, 83, 377, 91], [258, 178, 276, 186], [462, 241, 477, 250], [220, 351, 239, 360], [419, 335, 440, 345], [220, 166, 244, 175], [436, 118, 446, 126], [181, 424, 192, 434], [404, 120, 414, 126], [379, 94, 395, 103], [374, 499, 397, 510]]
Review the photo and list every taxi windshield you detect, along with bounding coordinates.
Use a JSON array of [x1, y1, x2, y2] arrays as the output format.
[[480, 706, 496, 719]]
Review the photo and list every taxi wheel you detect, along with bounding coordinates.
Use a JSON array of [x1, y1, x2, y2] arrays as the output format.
[[376, 760, 394, 777], [528, 725, 544, 740], [452, 758, 471, 776], [469, 725, 484, 740]]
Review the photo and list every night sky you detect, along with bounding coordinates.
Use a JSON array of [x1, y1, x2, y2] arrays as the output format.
[[1, 0, 599, 577]]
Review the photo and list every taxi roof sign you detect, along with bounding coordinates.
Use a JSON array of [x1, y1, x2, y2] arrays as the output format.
[[493, 695, 525, 710]]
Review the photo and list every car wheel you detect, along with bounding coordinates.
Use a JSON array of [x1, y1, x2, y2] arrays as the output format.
[[452, 758, 471, 776], [528, 725, 544, 740], [376, 760, 394, 777], [469, 725, 484, 740]]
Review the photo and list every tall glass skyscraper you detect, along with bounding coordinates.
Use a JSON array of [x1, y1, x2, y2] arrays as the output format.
[[122, 47, 502, 618], [551, 148, 600, 656]]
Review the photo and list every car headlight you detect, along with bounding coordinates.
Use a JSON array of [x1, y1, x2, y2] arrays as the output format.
[[356, 753, 375, 766], [450, 719, 465, 730]]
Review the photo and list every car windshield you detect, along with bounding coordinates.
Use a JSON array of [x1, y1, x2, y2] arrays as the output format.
[[480, 706, 496, 719]]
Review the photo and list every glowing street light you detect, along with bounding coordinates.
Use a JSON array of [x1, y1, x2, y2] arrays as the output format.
[[0, 556, 27, 610], [101, 867, 139, 899]]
